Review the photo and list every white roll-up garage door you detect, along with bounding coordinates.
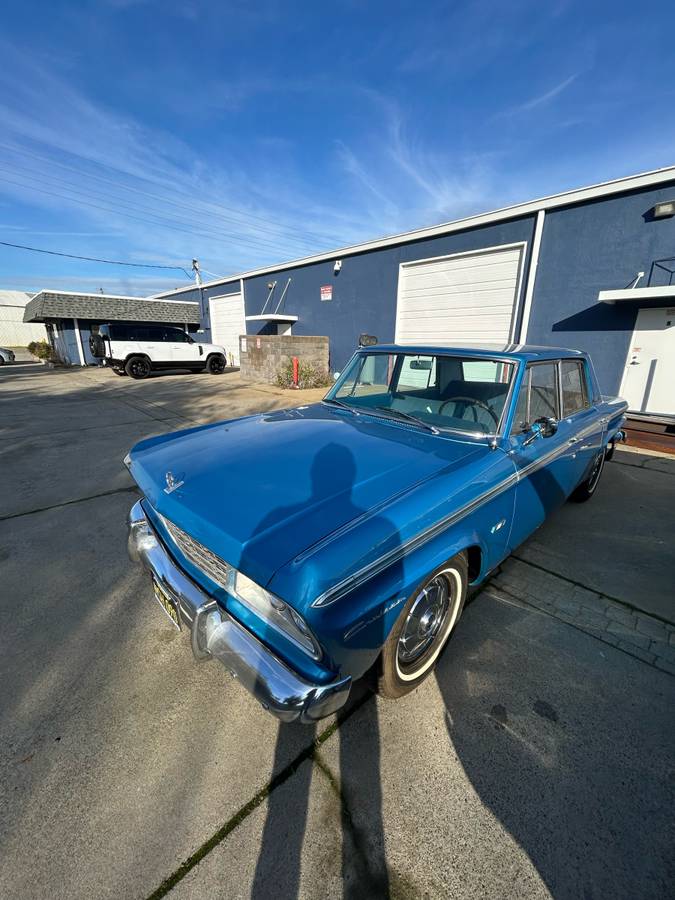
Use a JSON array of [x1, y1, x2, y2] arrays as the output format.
[[395, 243, 525, 345], [209, 292, 246, 366]]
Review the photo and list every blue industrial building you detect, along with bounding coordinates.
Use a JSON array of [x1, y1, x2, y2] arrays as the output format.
[[154, 166, 675, 422]]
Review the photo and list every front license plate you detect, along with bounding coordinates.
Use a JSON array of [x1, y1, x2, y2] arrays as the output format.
[[152, 579, 181, 630]]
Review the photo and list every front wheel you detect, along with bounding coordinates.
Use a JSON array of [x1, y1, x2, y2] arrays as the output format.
[[205, 354, 226, 374], [376, 553, 467, 699], [125, 356, 151, 379], [570, 448, 605, 502]]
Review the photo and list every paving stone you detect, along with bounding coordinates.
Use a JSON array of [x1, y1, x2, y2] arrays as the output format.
[[654, 658, 675, 676], [554, 597, 581, 616], [606, 623, 651, 651], [650, 642, 675, 665], [576, 611, 608, 630], [605, 606, 637, 627], [635, 615, 668, 642], [617, 642, 656, 664]]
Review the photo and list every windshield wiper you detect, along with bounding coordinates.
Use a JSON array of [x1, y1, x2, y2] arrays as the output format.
[[322, 397, 359, 415], [373, 406, 439, 434]]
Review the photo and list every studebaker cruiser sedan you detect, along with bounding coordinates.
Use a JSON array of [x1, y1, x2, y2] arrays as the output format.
[[126, 344, 627, 722]]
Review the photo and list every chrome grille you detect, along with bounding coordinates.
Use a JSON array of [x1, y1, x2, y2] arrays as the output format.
[[159, 514, 231, 588]]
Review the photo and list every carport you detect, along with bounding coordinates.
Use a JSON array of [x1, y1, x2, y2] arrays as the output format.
[[23, 290, 201, 366]]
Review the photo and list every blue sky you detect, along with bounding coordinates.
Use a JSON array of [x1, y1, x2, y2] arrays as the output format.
[[1, 0, 674, 295]]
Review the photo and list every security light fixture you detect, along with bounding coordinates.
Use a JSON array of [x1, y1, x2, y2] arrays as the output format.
[[334, 260, 342, 274], [652, 200, 675, 219]]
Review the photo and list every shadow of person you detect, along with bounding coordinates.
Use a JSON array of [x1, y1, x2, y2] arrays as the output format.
[[433, 593, 674, 900], [247, 442, 396, 899]]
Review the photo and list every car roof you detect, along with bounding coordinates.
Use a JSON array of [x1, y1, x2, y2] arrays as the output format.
[[361, 342, 586, 362]]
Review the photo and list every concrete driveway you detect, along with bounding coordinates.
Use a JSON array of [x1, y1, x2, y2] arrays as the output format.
[[1, 363, 673, 900]]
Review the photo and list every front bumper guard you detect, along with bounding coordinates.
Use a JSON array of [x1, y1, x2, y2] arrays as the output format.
[[127, 501, 351, 723]]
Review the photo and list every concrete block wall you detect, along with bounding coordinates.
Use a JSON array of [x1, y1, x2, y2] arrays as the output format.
[[239, 334, 329, 383]]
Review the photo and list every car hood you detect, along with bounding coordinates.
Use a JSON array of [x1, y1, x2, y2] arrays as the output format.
[[128, 404, 487, 589]]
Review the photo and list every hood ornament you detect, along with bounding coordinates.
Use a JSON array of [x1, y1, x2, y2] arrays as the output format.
[[164, 471, 185, 494]]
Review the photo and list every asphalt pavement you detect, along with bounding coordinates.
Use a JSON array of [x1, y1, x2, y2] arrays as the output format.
[[1, 361, 673, 900]]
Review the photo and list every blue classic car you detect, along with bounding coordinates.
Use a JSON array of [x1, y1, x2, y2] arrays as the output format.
[[126, 344, 627, 722]]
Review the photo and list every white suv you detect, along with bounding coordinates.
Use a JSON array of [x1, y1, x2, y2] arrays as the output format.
[[89, 323, 227, 379]]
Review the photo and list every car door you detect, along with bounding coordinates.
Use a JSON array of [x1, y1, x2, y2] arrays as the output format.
[[558, 358, 604, 489], [507, 360, 585, 551], [163, 326, 202, 364]]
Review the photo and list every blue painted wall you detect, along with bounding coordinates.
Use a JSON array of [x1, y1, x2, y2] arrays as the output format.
[[158, 178, 675, 395], [528, 181, 675, 393], [243, 217, 535, 372]]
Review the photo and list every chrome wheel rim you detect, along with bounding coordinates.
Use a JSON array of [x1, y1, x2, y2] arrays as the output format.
[[398, 575, 450, 667], [587, 450, 604, 492]]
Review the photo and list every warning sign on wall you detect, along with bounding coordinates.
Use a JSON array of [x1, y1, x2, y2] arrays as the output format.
[[320, 285, 333, 302]]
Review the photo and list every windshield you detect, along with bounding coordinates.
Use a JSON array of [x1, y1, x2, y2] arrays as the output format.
[[326, 352, 515, 435]]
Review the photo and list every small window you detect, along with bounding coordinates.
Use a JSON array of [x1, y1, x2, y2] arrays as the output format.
[[168, 328, 189, 343], [512, 369, 531, 433], [560, 360, 588, 416], [511, 363, 559, 434], [461, 360, 509, 383], [397, 355, 437, 390]]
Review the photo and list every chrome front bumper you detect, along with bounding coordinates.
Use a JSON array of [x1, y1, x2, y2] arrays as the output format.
[[127, 501, 351, 723]]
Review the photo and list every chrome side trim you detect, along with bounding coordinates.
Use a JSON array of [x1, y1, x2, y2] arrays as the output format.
[[312, 470, 519, 608], [312, 415, 606, 608]]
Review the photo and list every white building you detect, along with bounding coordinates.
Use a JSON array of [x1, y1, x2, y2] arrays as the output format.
[[0, 291, 47, 346]]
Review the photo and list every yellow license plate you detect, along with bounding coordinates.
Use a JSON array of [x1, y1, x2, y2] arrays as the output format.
[[152, 579, 181, 630]]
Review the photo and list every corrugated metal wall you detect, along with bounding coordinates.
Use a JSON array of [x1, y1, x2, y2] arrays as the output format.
[[0, 305, 47, 346]]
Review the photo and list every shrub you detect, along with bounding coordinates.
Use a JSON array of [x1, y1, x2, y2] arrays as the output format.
[[28, 340, 54, 360], [276, 358, 333, 390]]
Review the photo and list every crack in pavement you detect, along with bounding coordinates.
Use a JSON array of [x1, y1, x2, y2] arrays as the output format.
[[145, 692, 373, 900], [0, 485, 140, 522]]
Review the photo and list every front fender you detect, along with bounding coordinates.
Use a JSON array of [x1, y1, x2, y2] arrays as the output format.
[[307, 512, 506, 683]]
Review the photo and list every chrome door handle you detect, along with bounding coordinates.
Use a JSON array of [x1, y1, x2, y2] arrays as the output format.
[[568, 437, 579, 444]]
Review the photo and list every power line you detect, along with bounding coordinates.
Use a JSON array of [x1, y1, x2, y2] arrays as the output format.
[[0, 140, 358, 244], [0, 239, 193, 277], [0, 169, 321, 258]]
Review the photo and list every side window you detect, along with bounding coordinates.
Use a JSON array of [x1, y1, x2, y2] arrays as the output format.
[[511, 363, 559, 433], [560, 361, 588, 416], [111, 324, 129, 341], [529, 363, 559, 421], [169, 328, 189, 343]]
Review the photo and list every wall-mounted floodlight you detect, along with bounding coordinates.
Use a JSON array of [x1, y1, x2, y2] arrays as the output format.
[[358, 333, 378, 347], [334, 260, 342, 274], [652, 200, 675, 219]]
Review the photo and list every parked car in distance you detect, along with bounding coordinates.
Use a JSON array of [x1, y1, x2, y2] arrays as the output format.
[[89, 323, 227, 378], [126, 343, 627, 722], [0, 346, 16, 364]]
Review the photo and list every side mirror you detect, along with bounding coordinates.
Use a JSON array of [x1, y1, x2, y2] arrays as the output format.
[[522, 416, 558, 446], [535, 416, 558, 438], [333, 371, 341, 381]]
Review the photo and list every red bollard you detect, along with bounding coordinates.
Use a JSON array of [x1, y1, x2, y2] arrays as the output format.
[[292, 356, 299, 388]]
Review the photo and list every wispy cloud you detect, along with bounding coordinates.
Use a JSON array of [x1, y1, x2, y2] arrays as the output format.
[[496, 73, 579, 119], [0, 39, 377, 293]]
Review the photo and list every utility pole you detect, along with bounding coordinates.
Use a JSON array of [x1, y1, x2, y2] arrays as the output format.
[[192, 258, 206, 333]]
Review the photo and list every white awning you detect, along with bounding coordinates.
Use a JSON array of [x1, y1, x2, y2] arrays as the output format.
[[598, 286, 675, 304], [245, 313, 299, 323]]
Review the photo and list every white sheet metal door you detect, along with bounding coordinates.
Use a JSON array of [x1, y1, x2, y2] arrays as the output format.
[[209, 292, 246, 366], [395, 244, 525, 348], [620, 307, 675, 415]]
